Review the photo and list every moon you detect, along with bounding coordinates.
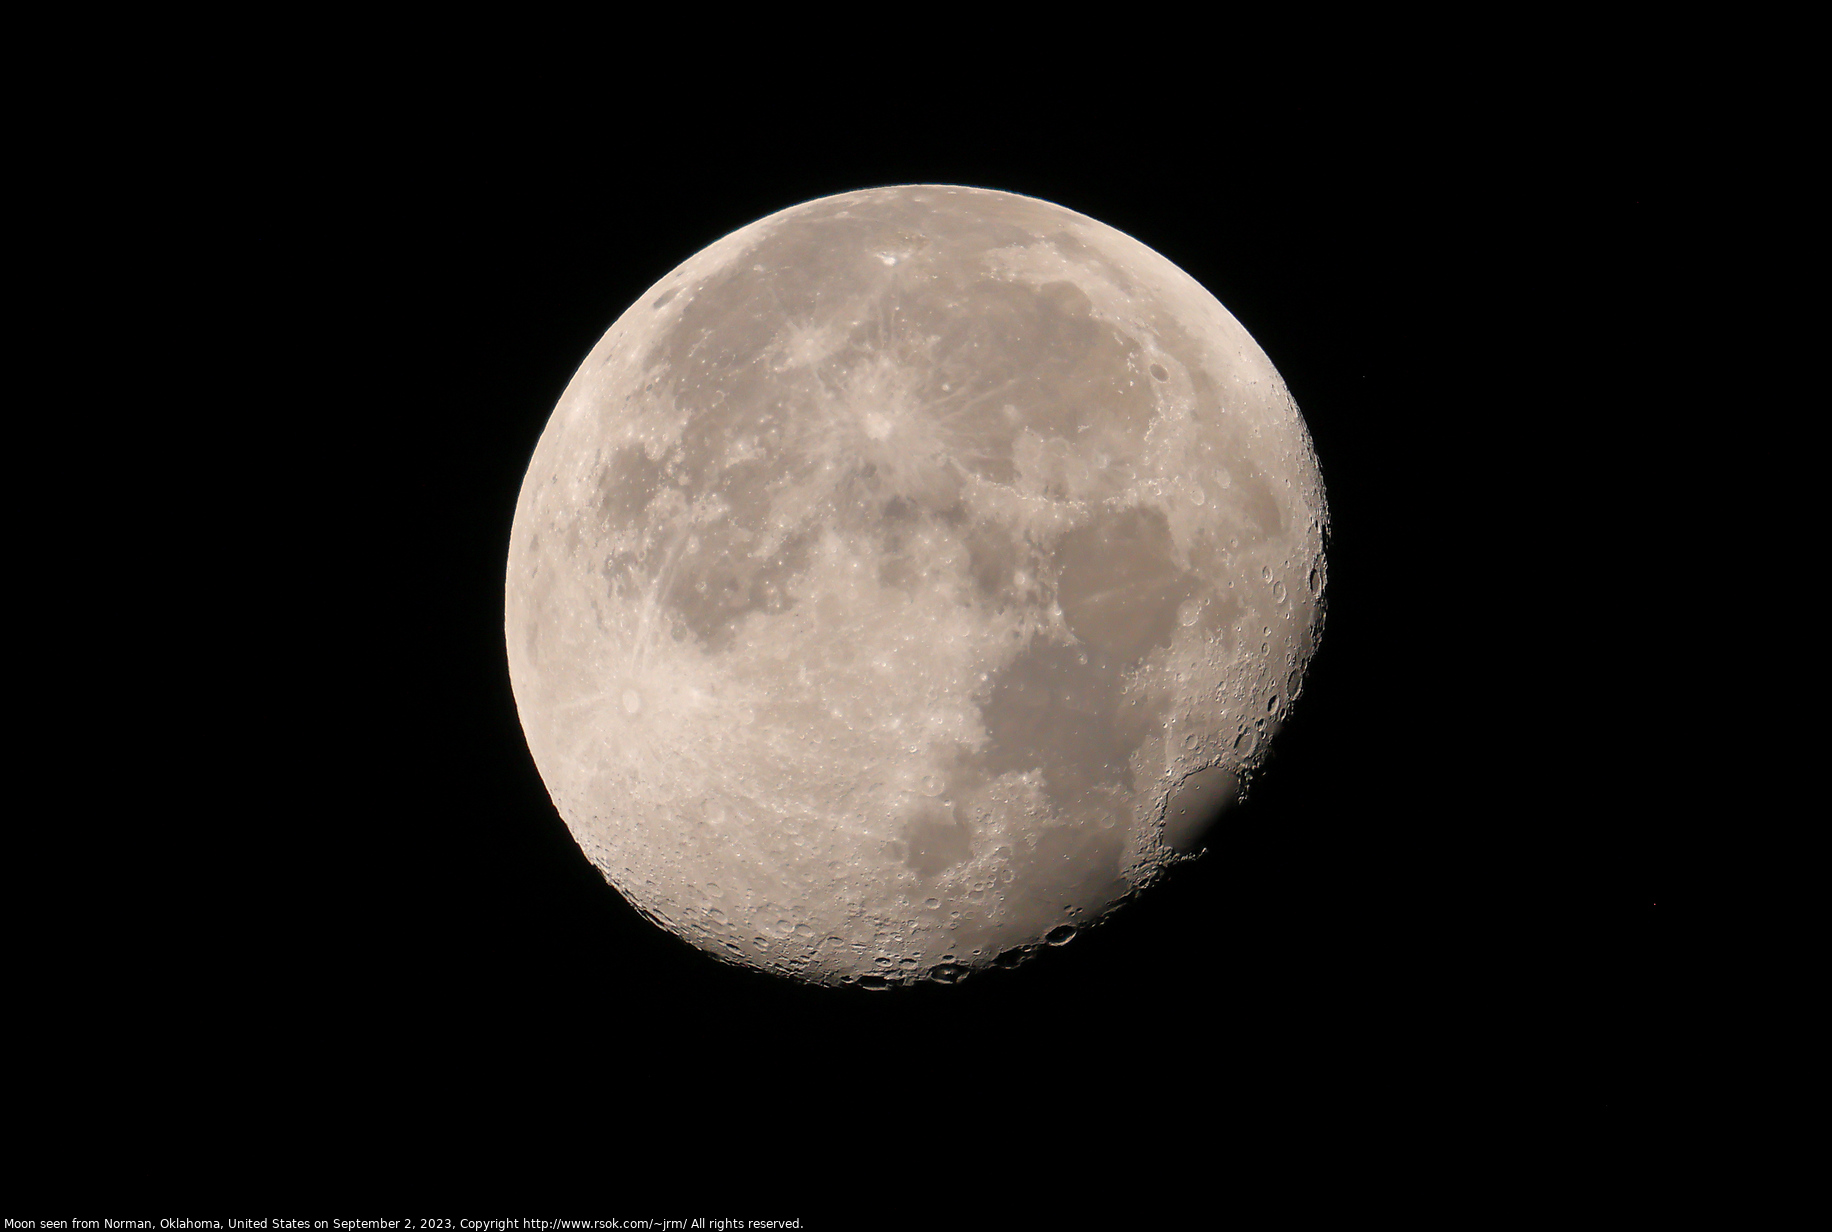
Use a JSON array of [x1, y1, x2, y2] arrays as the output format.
[[505, 185, 1326, 988]]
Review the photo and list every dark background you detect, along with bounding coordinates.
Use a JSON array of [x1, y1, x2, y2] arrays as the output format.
[[19, 69, 1706, 1212]]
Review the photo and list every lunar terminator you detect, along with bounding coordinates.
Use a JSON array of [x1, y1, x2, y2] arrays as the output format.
[[506, 185, 1326, 987]]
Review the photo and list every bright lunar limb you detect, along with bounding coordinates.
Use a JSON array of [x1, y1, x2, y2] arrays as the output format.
[[505, 185, 1327, 988]]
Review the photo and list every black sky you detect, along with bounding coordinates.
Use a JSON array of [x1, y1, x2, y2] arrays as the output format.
[[17, 74, 1706, 1213]]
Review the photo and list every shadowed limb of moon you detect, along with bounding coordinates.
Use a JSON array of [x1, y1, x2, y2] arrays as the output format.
[[506, 185, 1326, 987]]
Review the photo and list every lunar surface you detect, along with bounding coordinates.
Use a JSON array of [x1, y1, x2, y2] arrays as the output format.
[[506, 185, 1326, 988]]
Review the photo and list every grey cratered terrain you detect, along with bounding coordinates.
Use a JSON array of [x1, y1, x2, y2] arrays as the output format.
[[506, 185, 1326, 988]]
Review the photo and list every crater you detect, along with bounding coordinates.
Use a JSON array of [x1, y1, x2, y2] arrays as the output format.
[[1162, 763, 1240, 854]]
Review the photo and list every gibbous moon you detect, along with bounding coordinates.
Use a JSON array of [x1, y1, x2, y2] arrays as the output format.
[[506, 185, 1326, 988]]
